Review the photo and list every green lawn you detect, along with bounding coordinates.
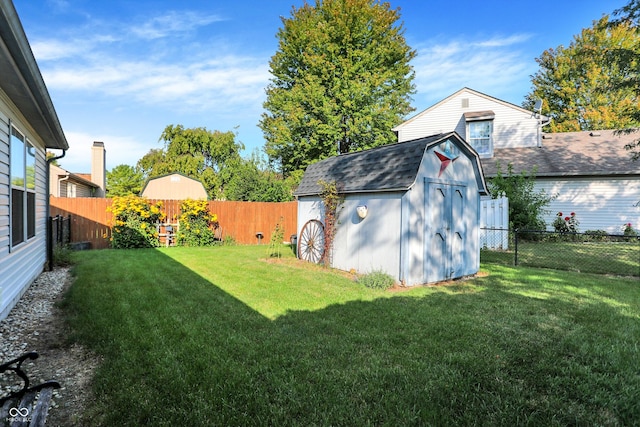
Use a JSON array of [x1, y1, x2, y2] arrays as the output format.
[[63, 246, 640, 426], [482, 239, 639, 277]]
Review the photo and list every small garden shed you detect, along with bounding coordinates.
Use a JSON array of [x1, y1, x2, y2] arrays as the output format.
[[294, 132, 488, 286]]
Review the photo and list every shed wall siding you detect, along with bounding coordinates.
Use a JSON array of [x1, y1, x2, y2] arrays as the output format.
[[332, 193, 402, 278], [297, 196, 323, 238], [0, 89, 48, 320], [397, 90, 539, 149], [407, 144, 481, 284], [535, 177, 640, 233]]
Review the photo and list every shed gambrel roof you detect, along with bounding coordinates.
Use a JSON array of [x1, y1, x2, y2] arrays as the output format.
[[481, 129, 640, 178], [294, 132, 488, 196], [140, 172, 205, 194]]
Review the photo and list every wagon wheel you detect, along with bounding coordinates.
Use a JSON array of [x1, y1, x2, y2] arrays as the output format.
[[298, 219, 325, 263]]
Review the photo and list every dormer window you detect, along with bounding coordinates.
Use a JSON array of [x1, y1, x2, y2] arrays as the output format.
[[464, 111, 494, 158]]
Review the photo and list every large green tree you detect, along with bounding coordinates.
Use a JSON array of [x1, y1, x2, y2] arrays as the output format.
[[106, 164, 144, 197], [610, 0, 640, 160], [221, 155, 295, 202], [137, 125, 243, 198], [525, 15, 640, 133], [260, 0, 416, 176]]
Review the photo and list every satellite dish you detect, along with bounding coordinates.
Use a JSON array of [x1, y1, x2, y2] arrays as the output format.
[[534, 99, 543, 112]]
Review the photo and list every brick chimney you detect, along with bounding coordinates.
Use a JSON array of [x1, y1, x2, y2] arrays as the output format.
[[91, 141, 106, 197]]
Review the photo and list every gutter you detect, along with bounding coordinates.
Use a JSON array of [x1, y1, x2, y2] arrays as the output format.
[[46, 150, 66, 271]]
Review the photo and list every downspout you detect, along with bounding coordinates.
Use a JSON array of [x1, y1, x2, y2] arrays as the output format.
[[46, 150, 66, 271], [58, 174, 69, 197]]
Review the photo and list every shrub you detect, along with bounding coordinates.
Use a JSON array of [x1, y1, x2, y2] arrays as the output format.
[[109, 195, 164, 248], [488, 162, 554, 231], [584, 230, 608, 242], [623, 223, 637, 237], [358, 270, 395, 290], [553, 211, 579, 234], [53, 244, 74, 267], [177, 199, 219, 247], [268, 218, 285, 258]]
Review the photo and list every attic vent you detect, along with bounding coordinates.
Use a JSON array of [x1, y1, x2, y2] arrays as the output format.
[[589, 132, 601, 137], [461, 98, 469, 108]]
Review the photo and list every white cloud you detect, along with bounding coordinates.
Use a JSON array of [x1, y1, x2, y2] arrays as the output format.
[[32, 8, 270, 116], [130, 11, 225, 40], [41, 55, 270, 113], [61, 131, 151, 172], [412, 34, 535, 105]]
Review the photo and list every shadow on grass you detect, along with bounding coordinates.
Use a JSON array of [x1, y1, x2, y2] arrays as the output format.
[[64, 249, 640, 426]]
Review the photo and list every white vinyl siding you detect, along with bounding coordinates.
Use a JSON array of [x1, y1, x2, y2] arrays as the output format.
[[395, 88, 539, 150], [535, 177, 640, 234], [0, 88, 48, 320]]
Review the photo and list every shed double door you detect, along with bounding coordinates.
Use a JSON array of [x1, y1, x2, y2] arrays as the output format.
[[425, 182, 466, 283]]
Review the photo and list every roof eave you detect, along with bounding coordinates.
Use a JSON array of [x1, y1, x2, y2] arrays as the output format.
[[484, 171, 640, 178], [0, 3, 68, 150]]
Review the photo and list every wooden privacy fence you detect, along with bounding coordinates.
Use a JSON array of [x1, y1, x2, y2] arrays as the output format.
[[50, 197, 297, 250]]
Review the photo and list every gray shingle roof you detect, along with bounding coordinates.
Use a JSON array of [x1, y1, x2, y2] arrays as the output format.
[[294, 132, 487, 196], [481, 129, 640, 177]]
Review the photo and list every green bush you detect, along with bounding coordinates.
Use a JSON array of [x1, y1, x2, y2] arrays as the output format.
[[488, 162, 554, 231], [357, 270, 395, 290], [108, 195, 164, 249], [176, 199, 219, 247], [53, 244, 74, 267], [584, 230, 608, 242], [268, 218, 285, 258]]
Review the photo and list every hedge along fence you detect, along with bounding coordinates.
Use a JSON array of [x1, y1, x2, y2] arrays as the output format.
[[50, 197, 297, 249]]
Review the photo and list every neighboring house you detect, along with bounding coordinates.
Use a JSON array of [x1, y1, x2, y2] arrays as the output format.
[[0, 2, 69, 319], [49, 164, 99, 197], [295, 132, 488, 286], [49, 141, 106, 197], [483, 130, 640, 233], [393, 87, 640, 233], [141, 173, 208, 200]]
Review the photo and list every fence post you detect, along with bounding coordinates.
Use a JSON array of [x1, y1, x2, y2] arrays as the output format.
[[514, 229, 519, 266], [47, 216, 53, 271], [67, 214, 72, 244]]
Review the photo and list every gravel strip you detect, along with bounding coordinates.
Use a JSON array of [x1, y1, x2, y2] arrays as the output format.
[[0, 268, 69, 361], [0, 267, 98, 426]]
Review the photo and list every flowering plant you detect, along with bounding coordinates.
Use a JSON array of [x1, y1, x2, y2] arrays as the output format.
[[622, 222, 637, 237], [176, 199, 219, 246], [553, 211, 579, 233], [108, 195, 165, 248]]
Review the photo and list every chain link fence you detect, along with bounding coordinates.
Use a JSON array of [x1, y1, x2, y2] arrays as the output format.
[[480, 228, 640, 277]]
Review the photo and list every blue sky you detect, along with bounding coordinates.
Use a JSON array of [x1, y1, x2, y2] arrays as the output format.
[[13, 0, 624, 173]]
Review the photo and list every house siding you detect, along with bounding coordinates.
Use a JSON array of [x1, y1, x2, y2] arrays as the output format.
[[395, 88, 540, 150], [0, 88, 48, 320], [535, 177, 640, 234]]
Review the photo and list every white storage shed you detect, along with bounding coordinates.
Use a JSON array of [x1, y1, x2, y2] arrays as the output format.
[[294, 132, 488, 286]]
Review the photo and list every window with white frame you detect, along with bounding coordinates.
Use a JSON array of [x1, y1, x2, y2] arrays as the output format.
[[467, 120, 493, 157], [10, 125, 37, 246]]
